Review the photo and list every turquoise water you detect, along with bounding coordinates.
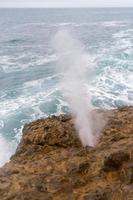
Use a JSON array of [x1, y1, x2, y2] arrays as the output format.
[[0, 8, 133, 166]]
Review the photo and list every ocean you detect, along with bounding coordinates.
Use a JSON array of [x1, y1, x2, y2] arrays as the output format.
[[0, 8, 133, 166]]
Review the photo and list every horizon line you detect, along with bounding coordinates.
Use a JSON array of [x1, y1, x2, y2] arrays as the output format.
[[0, 6, 133, 9]]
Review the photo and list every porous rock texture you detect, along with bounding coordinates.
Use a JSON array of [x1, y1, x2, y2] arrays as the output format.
[[0, 107, 133, 200]]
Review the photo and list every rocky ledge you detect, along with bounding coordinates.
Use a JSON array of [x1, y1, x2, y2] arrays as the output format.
[[0, 107, 133, 200]]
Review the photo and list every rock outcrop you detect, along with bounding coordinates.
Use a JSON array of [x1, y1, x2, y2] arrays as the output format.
[[0, 107, 133, 200]]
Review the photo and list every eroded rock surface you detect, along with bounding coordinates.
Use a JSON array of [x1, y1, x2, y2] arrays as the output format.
[[0, 107, 133, 200]]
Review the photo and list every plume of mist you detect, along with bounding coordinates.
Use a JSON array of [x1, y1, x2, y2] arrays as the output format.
[[53, 30, 98, 147]]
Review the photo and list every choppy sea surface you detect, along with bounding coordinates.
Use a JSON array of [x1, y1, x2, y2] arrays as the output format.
[[0, 8, 133, 166]]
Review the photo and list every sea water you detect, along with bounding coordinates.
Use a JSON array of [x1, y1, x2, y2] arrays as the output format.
[[0, 8, 133, 166]]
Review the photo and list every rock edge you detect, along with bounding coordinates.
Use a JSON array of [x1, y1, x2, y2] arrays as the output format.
[[0, 107, 133, 200]]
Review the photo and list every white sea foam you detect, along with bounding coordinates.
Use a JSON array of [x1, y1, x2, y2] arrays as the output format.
[[113, 29, 133, 38], [101, 21, 129, 27], [0, 120, 4, 129], [83, 27, 133, 109], [0, 54, 57, 73], [23, 79, 44, 88], [112, 30, 133, 55], [0, 135, 13, 167], [29, 54, 57, 66], [0, 88, 53, 166], [90, 59, 133, 108], [102, 21, 118, 27]]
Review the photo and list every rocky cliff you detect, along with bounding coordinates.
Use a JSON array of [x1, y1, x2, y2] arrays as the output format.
[[0, 107, 132, 200]]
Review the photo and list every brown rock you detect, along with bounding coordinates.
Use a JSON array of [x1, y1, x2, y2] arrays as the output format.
[[0, 107, 133, 200], [103, 151, 130, 172]]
